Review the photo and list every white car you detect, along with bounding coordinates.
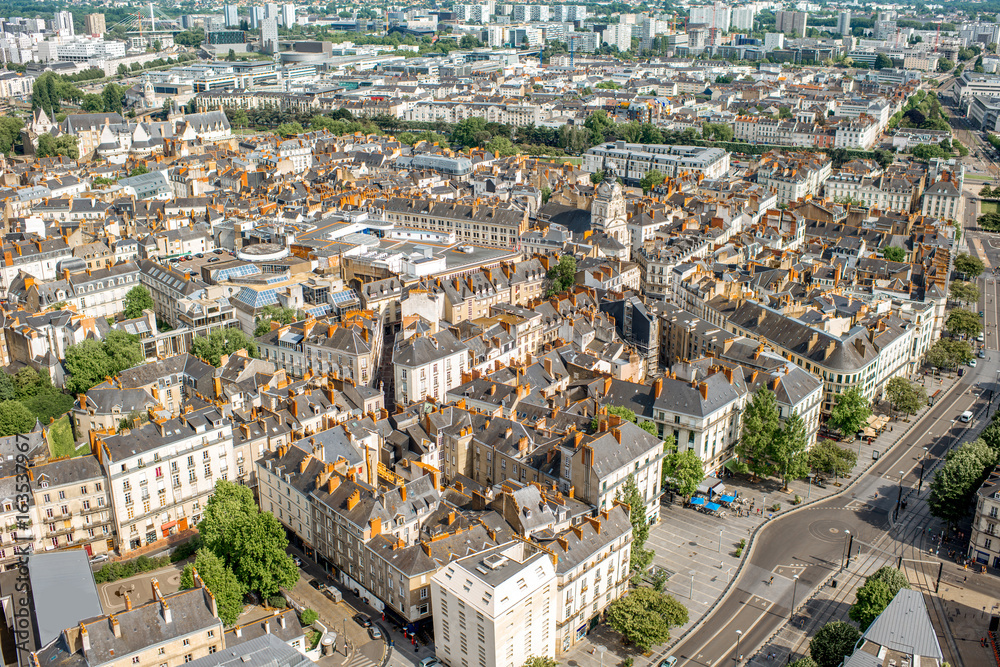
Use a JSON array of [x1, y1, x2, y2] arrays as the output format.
[[89, 553, 109, 563], [969, 359, 978, 367], [419, 659, 442, 667]]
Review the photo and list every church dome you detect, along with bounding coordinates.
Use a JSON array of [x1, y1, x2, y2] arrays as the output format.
[[595, 172, 622, 200]]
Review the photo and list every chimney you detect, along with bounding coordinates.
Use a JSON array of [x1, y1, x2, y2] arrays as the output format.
[[544, 357, 553, 376], [654, 377, 663, 398], [347, 489, 360, 510], [123, 591, 132, 611], [568, 486, 575, 498], [369, 517, 382, 536], [603, 376, 612, 395], [327, 476, 340, 494], [79, 623, 91, 652], [110, 616, 121, 638], [161, 601, 172, 624], [447, 511, 456, 525], [400, 485, 407, 501], [699, 382, 708, 400], [612, 428, 621, 444]]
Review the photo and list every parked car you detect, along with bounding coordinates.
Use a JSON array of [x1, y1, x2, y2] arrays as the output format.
[[979, 350, 987, 358], [368, 626, 383, 640], [292, 556, 302, 567], [659, 658, 677, 667], [969, 359, 978, 367], [89, 553, 109, 563], [353, 614, 371, 628], [419, 658, 441, 667], [309, 579, 323, 590]]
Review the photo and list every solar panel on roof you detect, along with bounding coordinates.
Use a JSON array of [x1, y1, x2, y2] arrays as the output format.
[[330, 289, 359, 305]]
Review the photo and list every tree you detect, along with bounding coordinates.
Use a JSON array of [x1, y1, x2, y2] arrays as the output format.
[[104, 330, 144, 372], [63, 332, 143, 394], [198, 480, 299, 598], [849, 567, 911, 630], [873, 53, 893, 70], [955, 252, 985, 278], [485, 136, 518, 156], [606, 588, 688, 651], [541, 186, 552, 204], [950, 281, 980, 306], [981, 184, 994, 198], [926, 338, 973, 369], [882, 246, 906, 262], [301, 608, 319, 626], [809, 439, 857, 478], [452, 117, 490, 148], [640, 169, 666, 194], [545, 255, 577, 296], [661, 445, 703, 498], [929, 438, 997, 528], [617, 474, 652, 573], [828, 387, 871, 439], [938, 58, 955, 72], [590, 170, 605, 185], [276, 122, 304, 138], [771, 411, 810, 491], [81, 94, 104, 113], [123, 285, 154, 319], [180, 549, 245, 626], [736, 387, 780, 480], [885, 377, 925, 416], [0, 117, 23, 155], [253, 305, 299, 337], [789, 659, 819, 667], [809, 621, 862, 667], [36, 134, 79, 159], [523, 658, 558, 667], [129, 165, 148, 177], [946, 308, 983, 338], [459, 34, 484, 49], [0, 401, 36, 436], [102, 83, 125, 115], [190, 329, 258, 367]]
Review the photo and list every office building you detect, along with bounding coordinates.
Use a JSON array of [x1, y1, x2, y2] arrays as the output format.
[[584, 142, 731, 185], [281, 4, 295, 27], [224, 5, 239, 27], [838, 11, 851, 35], [261, 17, 278, 54], [775, 10, 807, 37], [54, 11, 74, 37], [601, 23, 632, 52], [84, 13, 106, 36], [690, 2, 731, 32], [764, 32, 785, 51], [731, 7, 756, 32]]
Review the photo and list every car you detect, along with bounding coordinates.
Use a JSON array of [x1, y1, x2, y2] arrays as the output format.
[[368, 626, 383, 640], [419, 658, 442, 667], [659, 658, 678, 667], [969, 359, 978, 367], [195, 253, 204, 258], [213, 249, 225, 254], [292, 556, 302, 567], [208, 257, 220, 263], [309, 579, 323, 590], [353, 614, 371, 628], [89, 553, 109, 563]]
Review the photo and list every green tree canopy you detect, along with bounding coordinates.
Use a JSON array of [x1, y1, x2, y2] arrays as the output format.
[[617, 474, 652, 573], [522, 658, 558, 667], [545, 255, 577, 296], [198, 480, 298, 598], [945, 308, 983, 338], [772, 410, 811, 491], [64, 331, 143, 394], [950, 281, 980, 306], [885, 377, 926, 416], [882, 246, 906, 262], [849, 567, 911, 630], [36, 134, 79, 159], [0, 401, 36, 436], [874, 53, 893, 69], [253, 305, 300, 338], [926, 338, 973, 368], [736, 387, 780, 480], [180, 549, 246, 626], [661, 440, 702, 498], [190, 329, 258, 367], [123, 285, 154, 319], [929, 438, 997, 528], [955, 252, 986, 277], [809, 621, 862, 667], [639, 169, 666, 194], [808, 439, 857, 478], [829, 387, 871, 438], [606, 587, 688, 651]]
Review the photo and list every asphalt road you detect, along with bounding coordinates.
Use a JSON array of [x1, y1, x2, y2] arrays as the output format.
[[666, 277, 1000, 666]]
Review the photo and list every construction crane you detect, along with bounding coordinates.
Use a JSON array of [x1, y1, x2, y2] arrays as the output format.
[[568, 33, 582, 67], [934, 21, 941, 52]]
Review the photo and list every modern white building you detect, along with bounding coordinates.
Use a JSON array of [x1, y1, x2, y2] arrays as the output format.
[[261, 17, 278, 54], [431, 542, 557, 667], [36, 36, 126, 63], [838, 11, 851, 35], [731, 7, 757, 31], [690, 2, 731, 31], [281, 4, 296, 28], [224, 5, 239, 26], [601, 24, 632, 52], [54, 11, 74, 37], [584, 142, 730, 185]]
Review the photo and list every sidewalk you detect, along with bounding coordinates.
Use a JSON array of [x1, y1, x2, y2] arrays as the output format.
[[564, 370, 962, 667]]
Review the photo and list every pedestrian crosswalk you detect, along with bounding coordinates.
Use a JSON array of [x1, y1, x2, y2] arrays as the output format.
[[345, 650, 376, 667]]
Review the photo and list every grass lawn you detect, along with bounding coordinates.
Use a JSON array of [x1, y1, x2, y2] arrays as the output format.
[[47, 415, 88, 459], [530, 156, 583, 165], [982, 201, 998, 215]]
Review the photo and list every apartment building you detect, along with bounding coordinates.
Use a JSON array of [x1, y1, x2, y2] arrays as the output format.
[[753, 151, 833, 204], [0, 237, 73, 295], [30, 456, 113, 558], [380, 199, 529, 250], [138, 260, 227, 329], [539, 506, 632, 655], [584, 142, 730, 185], [392, 330, 470, 408], [257, 313, 383, 383], [775, 10, 808, 37], [9, 263, 141, 321], [970, 466, 1000, 568], [93, 404, 235, 552], [431, 542, 557, 667]]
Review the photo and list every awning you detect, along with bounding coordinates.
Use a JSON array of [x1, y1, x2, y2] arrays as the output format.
[[719, 495, 736, 503], [697, 477, 726, 495], [161, 520, 177, 530], [689, 497, 706, 506], [705, 502, 722, 512], [723, 459, 741, 472]]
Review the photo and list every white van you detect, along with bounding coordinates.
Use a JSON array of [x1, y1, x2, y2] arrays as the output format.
[[960, 410, 973, 422]]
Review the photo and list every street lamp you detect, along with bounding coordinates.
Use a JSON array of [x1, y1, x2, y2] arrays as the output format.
[[790, 574, 800, 622], [719, 527, 724, 553], [735, 629, 743, 664], [894, 470, 905, 521], [807, 473, 815, 500], [919, 447, 929, 493], [689, 569, 697, 599], [842, 530, 852, 571], [594, 645, 606, 667]]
